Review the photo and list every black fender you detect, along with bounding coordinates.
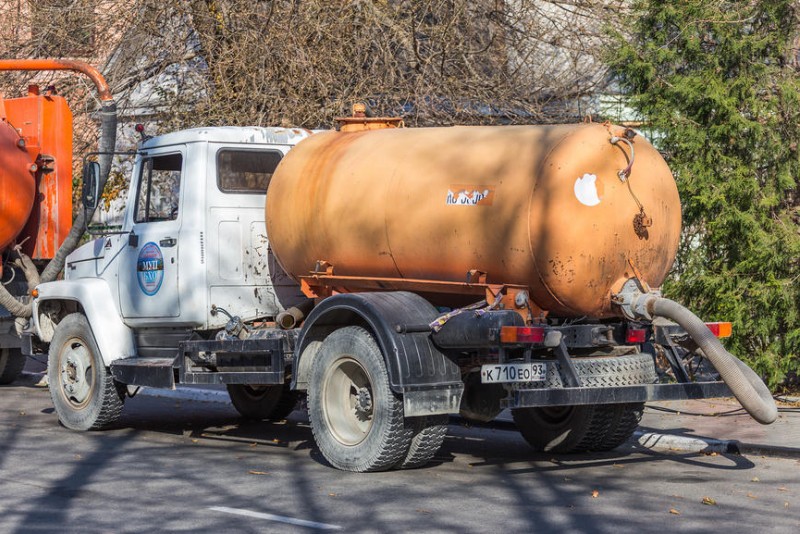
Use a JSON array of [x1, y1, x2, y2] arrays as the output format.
[[293, 292, 463, 416]]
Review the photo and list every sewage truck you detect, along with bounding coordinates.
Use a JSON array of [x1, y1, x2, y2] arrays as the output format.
[[0, 60, 116, 385], [27, 98, 776, 472]]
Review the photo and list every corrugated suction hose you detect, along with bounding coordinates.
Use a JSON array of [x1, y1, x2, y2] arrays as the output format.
[[648, 297, 777, 425]]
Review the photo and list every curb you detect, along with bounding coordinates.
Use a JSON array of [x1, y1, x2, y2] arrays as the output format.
[[734, 443, 800, 460], [633, 431, 800, 460], [633, 430, 739, 455], [138, 386, 231, 404], [17, 371, 48, 387]]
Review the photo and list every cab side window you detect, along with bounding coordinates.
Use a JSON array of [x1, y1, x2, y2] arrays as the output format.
[[217, 149, 282, 193], [135, 153, 183, 223]]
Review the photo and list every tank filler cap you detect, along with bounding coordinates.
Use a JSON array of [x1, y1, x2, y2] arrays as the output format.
[[335, 102, 404, 132]]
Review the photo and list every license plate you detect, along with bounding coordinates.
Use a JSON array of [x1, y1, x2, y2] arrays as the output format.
[[481, 362, 547, 383]]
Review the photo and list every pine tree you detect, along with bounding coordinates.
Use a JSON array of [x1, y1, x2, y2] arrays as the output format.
[[608, 1, 800, 389]]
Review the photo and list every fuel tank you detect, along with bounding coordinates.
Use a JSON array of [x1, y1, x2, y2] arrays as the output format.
[[0, 115, 36, 252], [266, 123, 682, 318]]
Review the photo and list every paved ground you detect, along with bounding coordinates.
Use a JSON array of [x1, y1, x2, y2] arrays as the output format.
[[2, 377, 799, 533]]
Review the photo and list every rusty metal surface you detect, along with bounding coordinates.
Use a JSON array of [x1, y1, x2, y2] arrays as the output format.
[[267, 123, 681, 319], [0, 102, 36, 253], [337, 116, 404, 132], [2, 90, 73, 260]]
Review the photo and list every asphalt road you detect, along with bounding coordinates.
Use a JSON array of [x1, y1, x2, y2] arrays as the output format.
[[1, 382, 798, 533]]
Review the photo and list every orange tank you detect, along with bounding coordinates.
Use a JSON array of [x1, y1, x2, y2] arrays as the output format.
[[0, 106, 36, 253], [0, 87, 73, 260], [266, 123, 682, 319]]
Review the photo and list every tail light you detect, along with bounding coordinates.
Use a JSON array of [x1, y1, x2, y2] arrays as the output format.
[[500, 326, 546, 344], [705, 322, 732, 338], [625, 328, 647, 344]]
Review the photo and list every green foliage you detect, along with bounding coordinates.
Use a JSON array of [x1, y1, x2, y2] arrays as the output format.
[[608, 1, 800, 390]]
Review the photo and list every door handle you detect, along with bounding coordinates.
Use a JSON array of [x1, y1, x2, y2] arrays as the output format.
[[159, 237, 177, 248]]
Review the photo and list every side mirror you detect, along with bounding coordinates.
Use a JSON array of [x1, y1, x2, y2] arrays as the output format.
[[81, 161, 101, 210]]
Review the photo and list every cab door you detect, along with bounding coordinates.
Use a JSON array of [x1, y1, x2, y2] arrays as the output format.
[[118, 150, 183, 320]]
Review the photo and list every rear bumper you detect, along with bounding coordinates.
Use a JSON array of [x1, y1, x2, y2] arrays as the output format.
[[506, 381, 732, 408]]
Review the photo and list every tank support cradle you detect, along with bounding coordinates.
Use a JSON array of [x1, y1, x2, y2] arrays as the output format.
[[299, 264, 544, 323]]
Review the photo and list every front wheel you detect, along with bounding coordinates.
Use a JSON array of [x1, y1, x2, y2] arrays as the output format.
[[48, 314, 124, 431], [308, 326, 413, 472], [0, 347, 26, 385]]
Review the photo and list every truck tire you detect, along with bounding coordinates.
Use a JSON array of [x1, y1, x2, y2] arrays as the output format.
[[227, 382, 299, 421], [48, 314, 124, 431], [511, 352, 654, 453], [0, 347, 26, 385], [308, 326, 413, 472], [597, 402, 645, 450], [394, 415, 449, 469], [512, 402, 645, 453]]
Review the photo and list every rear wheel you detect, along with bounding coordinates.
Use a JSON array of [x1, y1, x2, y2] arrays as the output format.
[[596, 402, 645, 450], [308, 326, 413, 472], [48, 314, 124, 430], [227, 382, 299, 421], [512, 402, 644, 453], [0, 347, 26, 385], [394, 415, 448, 469]]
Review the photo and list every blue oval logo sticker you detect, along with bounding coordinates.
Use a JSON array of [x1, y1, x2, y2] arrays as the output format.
[[137, 242, 164, 296]]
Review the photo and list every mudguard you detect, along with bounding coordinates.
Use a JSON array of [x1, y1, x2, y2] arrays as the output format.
[[294, 292, 463, 417], [32, 279, 136, 366]]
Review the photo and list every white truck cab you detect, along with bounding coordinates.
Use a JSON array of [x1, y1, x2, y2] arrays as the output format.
[[33, 126, 311, 365]]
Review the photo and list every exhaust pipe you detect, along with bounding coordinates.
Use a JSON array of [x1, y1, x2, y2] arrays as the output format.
[[276, 299, 314, 330], [616, 282, 777, 425]]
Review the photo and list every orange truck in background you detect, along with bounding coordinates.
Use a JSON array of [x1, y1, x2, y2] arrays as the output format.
[[0, 83, 73, 383], [0, 59, 116, 384]]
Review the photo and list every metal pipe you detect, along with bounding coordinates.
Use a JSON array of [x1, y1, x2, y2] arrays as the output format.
[[0, 59, 113, 101], [276, 299, 315, 330]]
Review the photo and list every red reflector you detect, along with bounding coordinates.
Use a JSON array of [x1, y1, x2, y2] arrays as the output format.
[[500, 326, 545, 344], [517, 327, 545, 343], [705, 322, 732, 338], [626, 328, 647, 343]]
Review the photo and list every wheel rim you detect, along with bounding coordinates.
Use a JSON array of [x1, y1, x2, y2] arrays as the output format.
[[58, 337, 94, 408], [322, 357, 374, 446]]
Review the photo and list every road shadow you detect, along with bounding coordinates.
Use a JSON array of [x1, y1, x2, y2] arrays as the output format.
[[111, 395, 757, 475]]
